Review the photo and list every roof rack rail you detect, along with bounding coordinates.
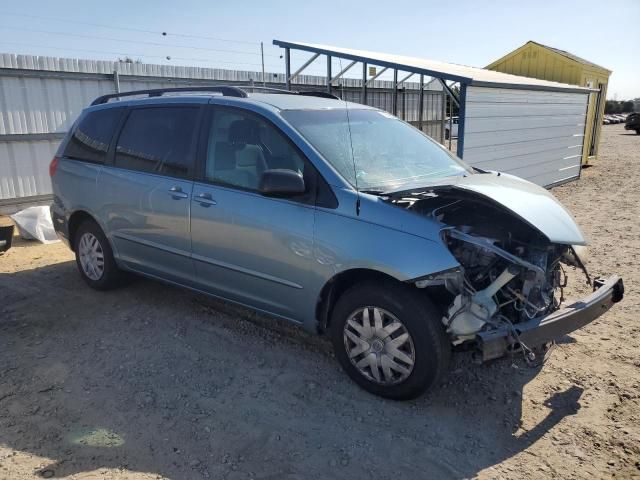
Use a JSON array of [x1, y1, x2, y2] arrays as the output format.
[[218, 85, 341, 100], [90, 85, 341, 106], [297, 90, 340, 100], [91, 86, 248, 106]]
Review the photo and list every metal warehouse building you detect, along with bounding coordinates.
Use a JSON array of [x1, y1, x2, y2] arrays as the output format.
[[276, 40, 593, 188], [486, 41, 611, 166]]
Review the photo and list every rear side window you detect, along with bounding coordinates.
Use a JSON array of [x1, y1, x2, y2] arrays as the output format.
[[115, 107, 199, 178], [63, 107, 122, 163]]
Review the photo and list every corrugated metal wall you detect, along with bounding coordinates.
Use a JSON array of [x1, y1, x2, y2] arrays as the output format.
[[462, 86, 588, 187], [0, 53, 444, 203]]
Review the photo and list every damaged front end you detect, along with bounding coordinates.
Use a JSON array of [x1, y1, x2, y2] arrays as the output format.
[[391, 181, 624, 363]]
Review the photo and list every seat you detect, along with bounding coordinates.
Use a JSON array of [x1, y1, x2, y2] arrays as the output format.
[[208, 119, 267, 189]]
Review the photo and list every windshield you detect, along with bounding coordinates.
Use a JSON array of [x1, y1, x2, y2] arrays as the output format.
[[282, 109, 471, 191]]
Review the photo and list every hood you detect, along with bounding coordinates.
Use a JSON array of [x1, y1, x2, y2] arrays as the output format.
[[448, 172, 586, 245]]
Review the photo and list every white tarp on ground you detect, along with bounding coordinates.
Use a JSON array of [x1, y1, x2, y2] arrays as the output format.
[[10, 205, 59, 243]]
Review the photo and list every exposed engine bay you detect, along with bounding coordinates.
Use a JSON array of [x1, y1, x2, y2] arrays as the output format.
[[388, 188, 592, 351]]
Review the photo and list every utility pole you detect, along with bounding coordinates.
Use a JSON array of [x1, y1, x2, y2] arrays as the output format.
[[261, 42, 266, 87]]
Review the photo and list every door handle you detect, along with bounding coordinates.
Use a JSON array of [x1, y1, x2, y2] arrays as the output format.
[[169, 186, 189, 199], [194, 192, 217, 207]]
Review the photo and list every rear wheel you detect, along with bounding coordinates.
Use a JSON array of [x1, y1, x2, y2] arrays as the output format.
[[74, 220, 123, 290], [330, 281, 451, 400]]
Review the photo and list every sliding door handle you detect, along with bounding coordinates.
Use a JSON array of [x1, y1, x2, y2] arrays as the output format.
[[168, 186, 189, 199], [194, 192, 217, 206]]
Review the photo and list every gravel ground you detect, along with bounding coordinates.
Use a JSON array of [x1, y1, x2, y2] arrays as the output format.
[[0, 124, 638, 479]]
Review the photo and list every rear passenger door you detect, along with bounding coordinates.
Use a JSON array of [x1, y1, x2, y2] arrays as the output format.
[[190, 106, 318, 321], [99, 104, 201, 284]]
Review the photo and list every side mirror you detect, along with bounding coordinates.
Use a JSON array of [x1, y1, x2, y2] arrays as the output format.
[[259, 169, 305, 197]]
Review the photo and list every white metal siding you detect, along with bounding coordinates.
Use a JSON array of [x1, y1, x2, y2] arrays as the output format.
[[462, 86, 588, 186], [0, 139, 58, 200]]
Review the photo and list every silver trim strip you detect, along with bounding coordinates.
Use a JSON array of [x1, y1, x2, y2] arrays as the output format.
[[112, 231, 303, 290], [192, 253, 303, 290]]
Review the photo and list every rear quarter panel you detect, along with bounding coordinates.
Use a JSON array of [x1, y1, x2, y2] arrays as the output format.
[[51, 158, 105, 246]]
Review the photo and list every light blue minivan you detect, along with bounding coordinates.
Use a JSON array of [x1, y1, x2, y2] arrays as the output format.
[[50, 86, 623, 399]]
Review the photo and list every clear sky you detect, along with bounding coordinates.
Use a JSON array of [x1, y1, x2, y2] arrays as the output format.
[[0, 0, 637, 99]]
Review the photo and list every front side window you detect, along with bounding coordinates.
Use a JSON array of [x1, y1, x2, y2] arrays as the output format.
[[283, 109, 471, 192], [115, 107, 199, 178], [63, 107, 123, 163], [205, 108, 306, 191]]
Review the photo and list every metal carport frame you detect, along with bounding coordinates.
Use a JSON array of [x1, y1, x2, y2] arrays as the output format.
[[273, 40, 594, 187]]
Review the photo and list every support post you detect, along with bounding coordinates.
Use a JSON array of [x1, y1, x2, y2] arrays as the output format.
[[456, 84, 467, 158], [418, 74, 424, 132], [285, 48, 291, 91], [361, 62, 367, 105], [392, 69, 398, 116], [448, 97, 453, 151], [113, 70, 120, 94], [326, 55, 332, 94], [440, 87, 445, 144]]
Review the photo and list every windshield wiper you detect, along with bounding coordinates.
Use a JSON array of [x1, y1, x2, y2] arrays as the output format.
[[359, 189, 387, 196]]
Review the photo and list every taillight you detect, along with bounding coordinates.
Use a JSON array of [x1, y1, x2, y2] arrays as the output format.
[[49, 156, 59, 177]]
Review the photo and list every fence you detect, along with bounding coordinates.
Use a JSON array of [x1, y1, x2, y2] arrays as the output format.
[[0, 53, 445, 205]]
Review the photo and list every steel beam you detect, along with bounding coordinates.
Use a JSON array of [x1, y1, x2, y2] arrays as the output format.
[[330, 60, 357, 85], [288, 52, 320, 82], [365, 67, 388, 86], [396, 72, 414, 86], [438, 79, 460, 107]]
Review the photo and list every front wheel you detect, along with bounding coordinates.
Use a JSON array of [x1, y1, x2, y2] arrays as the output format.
[[330, 281, 451, 400]]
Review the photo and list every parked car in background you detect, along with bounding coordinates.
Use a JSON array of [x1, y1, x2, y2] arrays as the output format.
[[50, 86, 624, 400], [444, 116, 458, 139], [625, 113, 640, 134]]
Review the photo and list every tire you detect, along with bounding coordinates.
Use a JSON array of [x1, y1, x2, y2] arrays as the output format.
[[636, 129, 640, 135], [74, 219, 123, 290], [330, 280, 451, 400]]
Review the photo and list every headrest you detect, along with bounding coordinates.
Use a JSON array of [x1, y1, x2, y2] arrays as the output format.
[[229, 119, 260, 145]]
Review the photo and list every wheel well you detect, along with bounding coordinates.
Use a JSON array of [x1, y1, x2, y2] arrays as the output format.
[[67, 210, 96, 250], [315, 269, 404, 334]]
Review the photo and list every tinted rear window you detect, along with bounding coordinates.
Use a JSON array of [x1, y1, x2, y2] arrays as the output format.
[[115, 107, 199, 178], [63, 107, 123, 163]]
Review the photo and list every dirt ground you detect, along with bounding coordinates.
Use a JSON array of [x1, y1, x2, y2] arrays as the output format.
[[0, 124, 638, 480]]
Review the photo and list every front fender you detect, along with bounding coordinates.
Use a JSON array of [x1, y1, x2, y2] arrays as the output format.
[[314, 209, 460, 283]]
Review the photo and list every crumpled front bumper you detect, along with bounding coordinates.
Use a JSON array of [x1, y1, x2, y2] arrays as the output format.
[[477, 275, 624, 362]]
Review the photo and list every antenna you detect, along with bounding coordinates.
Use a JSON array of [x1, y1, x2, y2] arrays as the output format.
[[337, 57, 361, 216]]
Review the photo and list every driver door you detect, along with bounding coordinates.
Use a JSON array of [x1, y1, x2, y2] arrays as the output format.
[[190, 106, 318, 321]]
